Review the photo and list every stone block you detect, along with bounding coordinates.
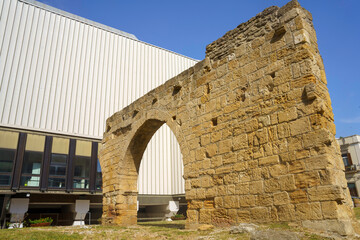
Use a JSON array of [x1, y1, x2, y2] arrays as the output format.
[[250, 207, 270, 222], [218, 139, 232, 154], [206, 143, 218, 157], [308, 185, 344, 202], [295, 202, 322, 220], [237, 210, 251, 222], [239, 195, 256, 207], [289, 189, 308, 204], [264, 178, 280, 193], [224, 195, 239, 208], [289, 117, 311, 136], [295, 171, 320, 188], [279, 174, 296, 191], [277, 204, 296, 221], [188, 200, 203, 209], [250, 180, 264, 194], [278, 107, 297, 123], [236, 182, 250, 195], [233, 134, 248, 150], [259, 155, 280, 166], [269, 164, 288, 177], [214, 197, 223, 208], [256, 194, 273, 207], [274, 191, 290, 206], [321, 201, 339, 219]]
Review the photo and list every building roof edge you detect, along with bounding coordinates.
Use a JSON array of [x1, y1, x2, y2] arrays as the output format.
[[18, 0, 200, 62], [19, 0, 138, 40]]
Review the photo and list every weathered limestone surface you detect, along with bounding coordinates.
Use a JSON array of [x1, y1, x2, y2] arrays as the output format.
[[100, 0, 355, 235]]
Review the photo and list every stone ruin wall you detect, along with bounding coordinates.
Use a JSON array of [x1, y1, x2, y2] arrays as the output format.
[[100, 0, 355, 235]]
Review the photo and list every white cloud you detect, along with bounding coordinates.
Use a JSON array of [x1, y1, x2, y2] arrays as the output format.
[[340, 116, 360, 123]]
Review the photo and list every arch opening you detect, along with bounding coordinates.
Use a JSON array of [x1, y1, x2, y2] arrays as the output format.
[[137, 124, 185, 221], [111, 118, 186, 225]]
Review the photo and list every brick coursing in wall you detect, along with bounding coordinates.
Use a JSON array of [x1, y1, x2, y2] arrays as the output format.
[[99, 0, 356, 236]]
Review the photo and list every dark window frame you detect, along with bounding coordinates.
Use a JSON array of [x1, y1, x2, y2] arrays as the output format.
[[0, 147, 17, 189], [342, 153, 353, 167], [66, 139, 76, 192], [95, 159, 102, 192], [47, 152, 69, 190], [89, 142, 98, 193], [19, 149, 44, 189], [12, 132, 27, 190], [40, 136, 52, 191], [72, 155, 91, 190], [348, 183, 358, 197]]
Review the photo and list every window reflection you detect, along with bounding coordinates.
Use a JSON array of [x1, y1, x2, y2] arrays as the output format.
[[0, 149, 15, 173], [0, 130, 18, 186], [73, 140, 91, 190], [21, 134, 45, 188], [0, 175, 11, 186], [0, 149, 15, 186], [48, 153, 67, 188], [21, 151, 42, 187], [96, 159, 102, 190], [48, 178, 66, 188]]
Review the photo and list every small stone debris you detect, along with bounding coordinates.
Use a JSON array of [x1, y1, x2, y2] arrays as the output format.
[[198, 224, 215, 231], [250, 229, 300, 240], [230, 223, 259, 234]]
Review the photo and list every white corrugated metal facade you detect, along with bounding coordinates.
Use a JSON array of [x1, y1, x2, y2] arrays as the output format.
[[0, 0, 197, 195]]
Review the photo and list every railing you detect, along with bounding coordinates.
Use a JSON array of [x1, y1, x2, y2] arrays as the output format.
[[345, 164, 360, 172]]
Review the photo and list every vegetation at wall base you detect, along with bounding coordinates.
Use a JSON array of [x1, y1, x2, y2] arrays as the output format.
[[0, 220, 336, 239], [24, 217, 53, 227]]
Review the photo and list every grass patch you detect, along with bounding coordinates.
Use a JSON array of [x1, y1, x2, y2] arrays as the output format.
[[0, 229, 81, 240], [266, 222, 291, 230], [304, 233, 331, 240], [354, 207, 360, 219], [0, 221, 337, 240]]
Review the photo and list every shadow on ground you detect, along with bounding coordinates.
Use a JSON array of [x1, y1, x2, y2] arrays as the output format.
[[139, 222, 185, 229]]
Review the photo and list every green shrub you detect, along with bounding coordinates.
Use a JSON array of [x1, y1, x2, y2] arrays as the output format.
[[28, 217, 53, 225]]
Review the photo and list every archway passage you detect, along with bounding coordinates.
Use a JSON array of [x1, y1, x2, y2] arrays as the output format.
[[137, 124, 185, 221], [101, 113, 189, 225], [100, 1, 355, 236]]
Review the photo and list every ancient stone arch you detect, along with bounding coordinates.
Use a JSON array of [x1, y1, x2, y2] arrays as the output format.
[[100, 0, 356, 235]]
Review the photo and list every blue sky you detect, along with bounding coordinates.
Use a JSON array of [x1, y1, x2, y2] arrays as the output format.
[[37, 0, 360, 138]]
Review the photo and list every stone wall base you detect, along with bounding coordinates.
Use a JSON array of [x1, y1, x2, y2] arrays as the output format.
[[302, 220, 354, 236]]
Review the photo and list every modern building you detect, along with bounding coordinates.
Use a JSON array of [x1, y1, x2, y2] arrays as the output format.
[[337, 135, 360, 198], [0, 0, 198, 227]]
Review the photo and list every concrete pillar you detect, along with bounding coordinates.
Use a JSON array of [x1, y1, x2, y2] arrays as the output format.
[[8, 198, 29, 228], [165, 200, 179, 221], [73, 200, 90, 226]]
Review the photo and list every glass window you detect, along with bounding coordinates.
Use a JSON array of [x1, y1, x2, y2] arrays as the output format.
[[348, 183, 358, 197], [48, 153, 67, 189], [96, 159, 102, 190], [74, 156, 90, 178], [21, 134, 45, 188], [0, 175, 11, 186], [73, 140, 91, 189], [0, 149, 15, 173], [22, 152, 42, 174], [73, 179, 89, 189], [0, 130, 18, 187], [21, 151, 42, 187], [20, 175, 40, 187], [50, 154, 67, 176], [48, 178, 66, 188], [49, 137, 69, 189], [342, 154, 350, 167]]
